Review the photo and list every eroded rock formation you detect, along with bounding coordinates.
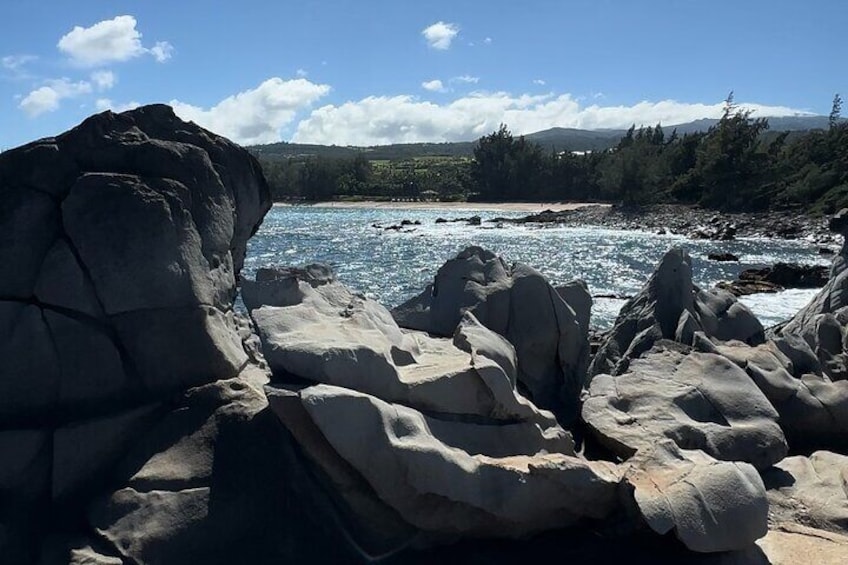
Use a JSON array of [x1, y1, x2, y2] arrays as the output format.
[[391, 246, 590, 423], [589, 247, 764, 377]]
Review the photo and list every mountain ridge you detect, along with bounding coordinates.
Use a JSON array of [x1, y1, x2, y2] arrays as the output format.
[[249, 115, 833, 161]]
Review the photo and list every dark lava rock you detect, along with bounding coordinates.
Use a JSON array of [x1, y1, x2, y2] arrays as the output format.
[[717, 263, 829, 296], [708, 252, 740, 262], [827, 207, 848, 234]]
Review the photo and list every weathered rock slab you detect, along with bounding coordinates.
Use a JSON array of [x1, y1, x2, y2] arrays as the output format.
[[583, 346, 788, 470], [625, 440, 769, 553]]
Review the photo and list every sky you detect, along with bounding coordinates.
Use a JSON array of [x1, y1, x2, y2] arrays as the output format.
[[1, 0, 845, 149]]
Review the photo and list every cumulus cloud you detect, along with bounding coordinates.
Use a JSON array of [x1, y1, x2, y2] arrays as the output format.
[[170, 77, 331, 145], [422, 21, 459, 50], [57, 15, 172, 67], [19, 78, 93, 117], [90, 70, 116, 90], [421, 79, 446, 92], [452, 75, 479, 84], [533, 79, 546, 86], [95, 98, 140, 112], [292, 92, 809, 146], [149, 41, 174, 63]]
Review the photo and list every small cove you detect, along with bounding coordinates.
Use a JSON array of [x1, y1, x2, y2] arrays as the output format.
[[244, 204, 830, 329]]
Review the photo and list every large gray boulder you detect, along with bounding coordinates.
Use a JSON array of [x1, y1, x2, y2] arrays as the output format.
[[269, 382, 771, 555], [391, 246, 589, 422], [778, 212, 848, 385], [625, 440, 769, 553], [714, 338, 848, 452], [0, 105, 271, 562], [248, 266, 567, 433], [0, 104, 270, 421], [589, 248, 764, 377], [583, 344, 788, 470], [762, 451, 848, 536]]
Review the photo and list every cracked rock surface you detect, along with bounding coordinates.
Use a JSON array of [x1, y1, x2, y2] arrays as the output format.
[[0, 105, 272, 563]]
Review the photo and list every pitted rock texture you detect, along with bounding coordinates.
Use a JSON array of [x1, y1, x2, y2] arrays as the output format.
[[583, 344, 788, 470]]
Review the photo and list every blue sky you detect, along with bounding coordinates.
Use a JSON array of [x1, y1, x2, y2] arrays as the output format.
[[1, 0, 845, 148]]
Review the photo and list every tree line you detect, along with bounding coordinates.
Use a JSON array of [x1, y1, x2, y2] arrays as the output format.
[[258, 93, 848, 213]]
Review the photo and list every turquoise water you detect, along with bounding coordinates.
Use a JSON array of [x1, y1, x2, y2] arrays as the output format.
[[244, 205, 830, 330]]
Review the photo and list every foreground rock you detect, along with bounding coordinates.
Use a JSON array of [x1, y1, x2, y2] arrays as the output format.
[[245, 265, 770, 555], [0, 105, 271, 563], [246, 267, 566, 432], [392, 246, 590, 422], [590, 248, 764, 377], [584, 344, 788, 470], [625, 440, 768, 553], [762, 451, 848, 535], [269, 383, 620, 540], [713, 338, 848, 452]]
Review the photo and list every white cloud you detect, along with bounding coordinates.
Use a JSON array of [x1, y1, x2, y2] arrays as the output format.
[[452, 75, 479, 84], [170, 77, 331, 145], [90, 70, 116, 90], [57, 15, 172, 67], [533, 79, 546, 86], [2, 54, 37, 70], [149, 41, 174, 63], [296, 68, 308, 77], [19, 78, 93, 117], [292, 92, 810, 146], [483, 37, 492, 44], [421, 79, 446, 92], [95, 98, 140, 112], [422, 21, 459, 50]]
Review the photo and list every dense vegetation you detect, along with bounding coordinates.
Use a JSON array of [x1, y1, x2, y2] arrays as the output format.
[[256, 94, 848, 213]]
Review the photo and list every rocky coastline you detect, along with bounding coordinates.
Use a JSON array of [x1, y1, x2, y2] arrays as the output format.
[[2, 106, 847, 564], [493, 203, 836, 245]]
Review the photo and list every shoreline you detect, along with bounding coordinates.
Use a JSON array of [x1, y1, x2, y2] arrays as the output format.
[[273, 200, 835, 243], [274, 200, 608, 213]]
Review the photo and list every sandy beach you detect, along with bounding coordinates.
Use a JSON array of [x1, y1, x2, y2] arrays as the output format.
[[275, 200, 607, 212]]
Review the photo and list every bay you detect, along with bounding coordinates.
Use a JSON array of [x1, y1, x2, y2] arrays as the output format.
[[244, 204, 830, 330]]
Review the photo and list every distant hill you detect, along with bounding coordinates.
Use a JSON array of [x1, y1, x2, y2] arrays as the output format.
[[248, 115, 833, 161]]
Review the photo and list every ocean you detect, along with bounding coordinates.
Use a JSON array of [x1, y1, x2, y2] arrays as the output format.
[[244, 205, 831, 330]]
